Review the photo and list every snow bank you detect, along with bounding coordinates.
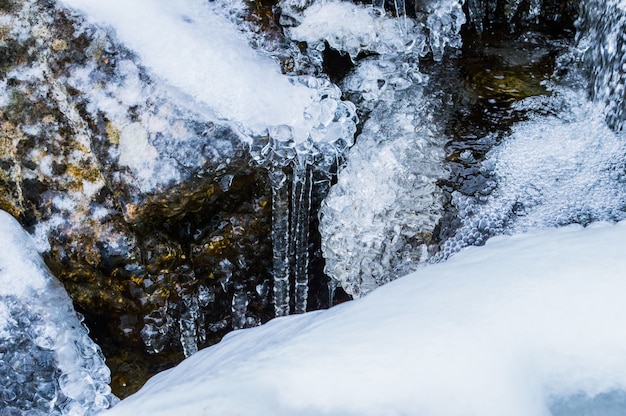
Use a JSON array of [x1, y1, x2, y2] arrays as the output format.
[[104, 220, 626, 415]]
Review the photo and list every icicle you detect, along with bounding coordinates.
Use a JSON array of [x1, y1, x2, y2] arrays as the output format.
[[328, 277, 338, 307], [179, 294, 199, 357], [231, 287, 249, 330], [269, 166, 291, 317], [394, 0, 407, 34], [291, 156, 313, 314]]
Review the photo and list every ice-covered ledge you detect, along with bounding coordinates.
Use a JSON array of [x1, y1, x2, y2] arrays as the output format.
[[103, 220, 626, 416]]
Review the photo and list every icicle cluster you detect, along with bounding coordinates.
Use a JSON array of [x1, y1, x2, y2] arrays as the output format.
[[0, 211, 118, 415], [464, 0, 570, 33]]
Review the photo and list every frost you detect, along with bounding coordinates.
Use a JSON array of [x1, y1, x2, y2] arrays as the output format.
[[117, 123, 158, 171]]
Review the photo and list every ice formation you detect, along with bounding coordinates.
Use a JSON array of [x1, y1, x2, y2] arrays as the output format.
[[284, 0, 464, 62], [315, 0, 466, 297], [0, 210, 117, 415], [287, 1, 427, 60], [103, 220, 626, 416], [439, 87, 626, 258], [319, 86, 449, 297]]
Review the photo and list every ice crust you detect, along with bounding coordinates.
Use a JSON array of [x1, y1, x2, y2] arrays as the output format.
[[319, 85, 449, 297], [284, 0, 464, 62], [104, 220, 626, 416], [0, 210, 117, 415], [440, 88, 626, 258]]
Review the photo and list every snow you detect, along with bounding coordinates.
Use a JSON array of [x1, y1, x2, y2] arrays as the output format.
[[58, 0, 346, 143], [117, 122, 158, 171], [0, 212, 50, 296], [103, 220, 626, 416]]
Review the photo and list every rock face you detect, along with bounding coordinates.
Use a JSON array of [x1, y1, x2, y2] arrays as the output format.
[[0, 0, 274, 397]]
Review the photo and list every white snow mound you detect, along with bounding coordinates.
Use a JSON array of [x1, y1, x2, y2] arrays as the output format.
[[104, 220, 626, 416]]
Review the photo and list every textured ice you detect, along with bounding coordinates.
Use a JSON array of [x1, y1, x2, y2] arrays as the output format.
[[0, 210, 117, 415], [59, 0, 356, 147], [420, 0, 466, 61], [287, 1, 427, 60], [440, 87, 626, 258], [284, 0, 464, 62], [341, 55, 423, 110], [319, 85, 449, 297], [311, 0, 466, 297], [577, 0, 626, 131], [103, 220, 626, 416]]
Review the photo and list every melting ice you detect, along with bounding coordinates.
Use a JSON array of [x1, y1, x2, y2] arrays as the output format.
[[0, 210, 117, 415]]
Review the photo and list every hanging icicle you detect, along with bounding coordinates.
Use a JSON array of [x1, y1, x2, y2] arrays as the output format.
[[291, 156, 313, 314], [269, 166, 291, 317]]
